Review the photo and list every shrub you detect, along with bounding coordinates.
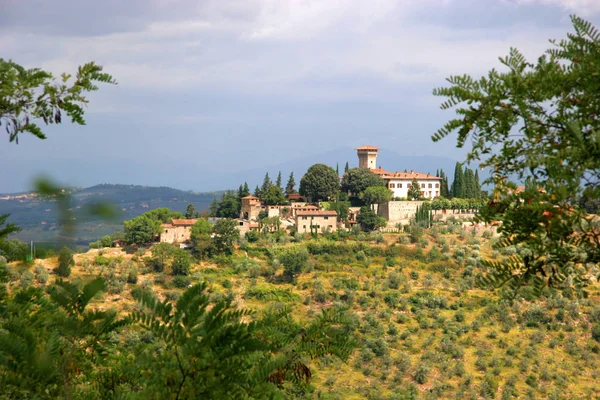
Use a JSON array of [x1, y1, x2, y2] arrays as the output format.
[[19, 270, 35, 287], [591, 323, 600, 343], [413, 363, 429, 384], [34, 263, 49, 284], [55, 247, 74, 277], [278, 247, 309, 280], [171, 249, 191, 276], [126, 266, 138, 284], [172, 275, 191, 288]]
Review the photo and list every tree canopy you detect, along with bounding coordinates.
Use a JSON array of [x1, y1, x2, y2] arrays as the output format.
[[299, 164, 339, 202], [433, 15, 600, 296], [340, 168, 385, 196], [360, 186, 393, 206]]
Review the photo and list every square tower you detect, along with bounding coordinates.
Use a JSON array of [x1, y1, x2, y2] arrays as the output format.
[[356, 145, 380, 169]]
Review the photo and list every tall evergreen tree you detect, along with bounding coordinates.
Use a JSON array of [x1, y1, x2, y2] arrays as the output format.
[[261, 173, 272, 198], [407, 178, 422, 200], [209, 197, 218, 217], [185, 204, 196, 219], [285, 172, 296, 195], [275, 172, 282, 190], [452, 162, 465, 198], [344, 162, 349, 173], [336, 163, 339, 175], [236, 184, 244, 205], [254, 185, 261, 198], [242, 182, 250, 197], [464, 167, 475, 198], [440, 170, 450, 198], [474, 169, 481, 198]]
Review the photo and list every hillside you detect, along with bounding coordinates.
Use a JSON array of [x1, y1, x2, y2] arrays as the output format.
[[9, 221, 600, 398], [0, 184, 223, 247]]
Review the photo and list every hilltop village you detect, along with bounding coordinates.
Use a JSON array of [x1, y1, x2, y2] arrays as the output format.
[[156, 146, 484, 246]]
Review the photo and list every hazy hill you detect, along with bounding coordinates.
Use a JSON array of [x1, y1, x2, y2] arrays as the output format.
[[0, 184, 223, 247]]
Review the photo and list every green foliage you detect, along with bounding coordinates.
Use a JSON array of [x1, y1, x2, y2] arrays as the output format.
[[299, 164, 340, 201], [341, 168, 385, 196], [262, 185, 287, 205], [213, 218, 239, 255], [190, 218, 214, 259], [407, 178, 421, 200], [171, 248, 191, 276], [0, 238, 28, 262], [433, 16, 600, 294], [0, 58, 116, 143], [278, 246, 310, 280], [216, 191, 240, 218], [285, 172, 297, 196], [55, 246, 74, 277], [357, 207, 387, 232], [360, 186, 393, 206]]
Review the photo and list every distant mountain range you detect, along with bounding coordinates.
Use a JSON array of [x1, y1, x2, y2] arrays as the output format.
[[0, 184, 223, 247]]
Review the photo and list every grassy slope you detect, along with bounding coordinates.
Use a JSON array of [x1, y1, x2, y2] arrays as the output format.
[[14, 226, 600, 399]]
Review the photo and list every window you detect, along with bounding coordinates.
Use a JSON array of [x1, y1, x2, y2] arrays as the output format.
[[436, 191, 439, 196], [324, 216, 329, 220], [428, 183, 432, 188], [421, 191, 425, 197], [435, 183, 439, 188], [302, 216, 307, 220], [407, 184, 411, 188], [389, 183, 395, 188], [328, 225, 333, 228], [421, 183, 425, 188], [303, 225, 306, 229], [398, 183, 402, 188]]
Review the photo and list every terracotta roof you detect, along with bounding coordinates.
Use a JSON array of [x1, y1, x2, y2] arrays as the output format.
[[371, 167, 442, 180], [296, 210, 338, 217], [171, 219, 198, 226], [242, 195, 260, 200], [355, 145, 380, 151], [287, 193, 304, 199]]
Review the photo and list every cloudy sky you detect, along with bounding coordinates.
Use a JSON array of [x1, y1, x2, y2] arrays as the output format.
[[1, 0, 599, 193]]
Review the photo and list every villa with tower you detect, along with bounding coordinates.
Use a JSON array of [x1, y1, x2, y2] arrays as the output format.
[[356, 145, 442, 199]]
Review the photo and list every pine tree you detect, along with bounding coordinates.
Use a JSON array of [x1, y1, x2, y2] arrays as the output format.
[[344, 162, 349, 173], [254, 185, 261, 197], [185, 204, 196, 219], [336, 163, 339, 175], [275, 172, 282, 190], [452, 163, 465, 198], [439, 169, 450, 198], [407, 178, 422, 200], [261, 173, 272, 198], [209, 197, 218, 217], [285, 172, 296, 196], [242, 182, 250, 197], [236, 184, 244, 205]]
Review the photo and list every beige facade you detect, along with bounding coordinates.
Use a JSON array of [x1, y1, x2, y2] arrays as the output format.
[[240, 195, 263, 221], [160, 219, 198, 243], [295, 210, 338, 234], [356, 145, 380, 169]]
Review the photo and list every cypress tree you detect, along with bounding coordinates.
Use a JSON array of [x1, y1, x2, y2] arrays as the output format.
[[261, 173, 271, 198], [242, 182, 250, 197], [254, 185, 261, 198], [336, 163, 339, 175], [464, 167, 475, 198], [344, 162, 349, 173], [474, 169, 481, 198], [452, 163, 465, 198], [209, 197, 218, 217], [275, 172, 282, 190], [285, 172, 296, 195]]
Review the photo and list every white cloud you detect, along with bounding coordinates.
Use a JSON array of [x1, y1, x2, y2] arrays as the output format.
[[511, 0, 600, 16]]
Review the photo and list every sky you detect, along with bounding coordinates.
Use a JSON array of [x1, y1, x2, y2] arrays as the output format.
[[1, 0, 599, 193]]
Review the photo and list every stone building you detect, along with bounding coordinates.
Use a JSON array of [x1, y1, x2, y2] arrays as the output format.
[[356, 145, 442, 199], [240, 195, 263, 221], [160, 218, 198, 243], [295, 210, 338, 234]]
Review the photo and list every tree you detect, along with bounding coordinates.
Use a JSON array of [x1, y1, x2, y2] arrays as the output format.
[[216, 191, 240, 219], [356, 207, 387, 231], [171, 248, 191, 276], [407, 178, 422, 200], [432, 16, 600, 295], [439, 169, 450, 198], [124, 214, 162, 245], [0, 59, 116, 143], [253, 185, 261, 197], [299, 164, 339, 202], [360, 186, 393, 207], [275, 171, 282, 190], [340, 168, 385, 196], [261, 172, 272, 198], [209, 197, 218, 217], [452, 162, 464, 198], [262, 185, 287, 205], [212, 219, 239, 255], [278, 247, 309, 280], [190, 218, 213, 260], [464, 167, 476, 198], [0, 238, 28, 262], [0, 214, 20, 242], [185, 204, 196, 219], [474, 169, 482, 198], [344, 162, 349, 173], [285, 172, 296, 195], [55, 246, 74, 277]]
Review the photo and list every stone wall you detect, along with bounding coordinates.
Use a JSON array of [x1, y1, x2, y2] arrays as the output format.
[[378, 201, 424, 222], [160, 226, 192, 243]]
